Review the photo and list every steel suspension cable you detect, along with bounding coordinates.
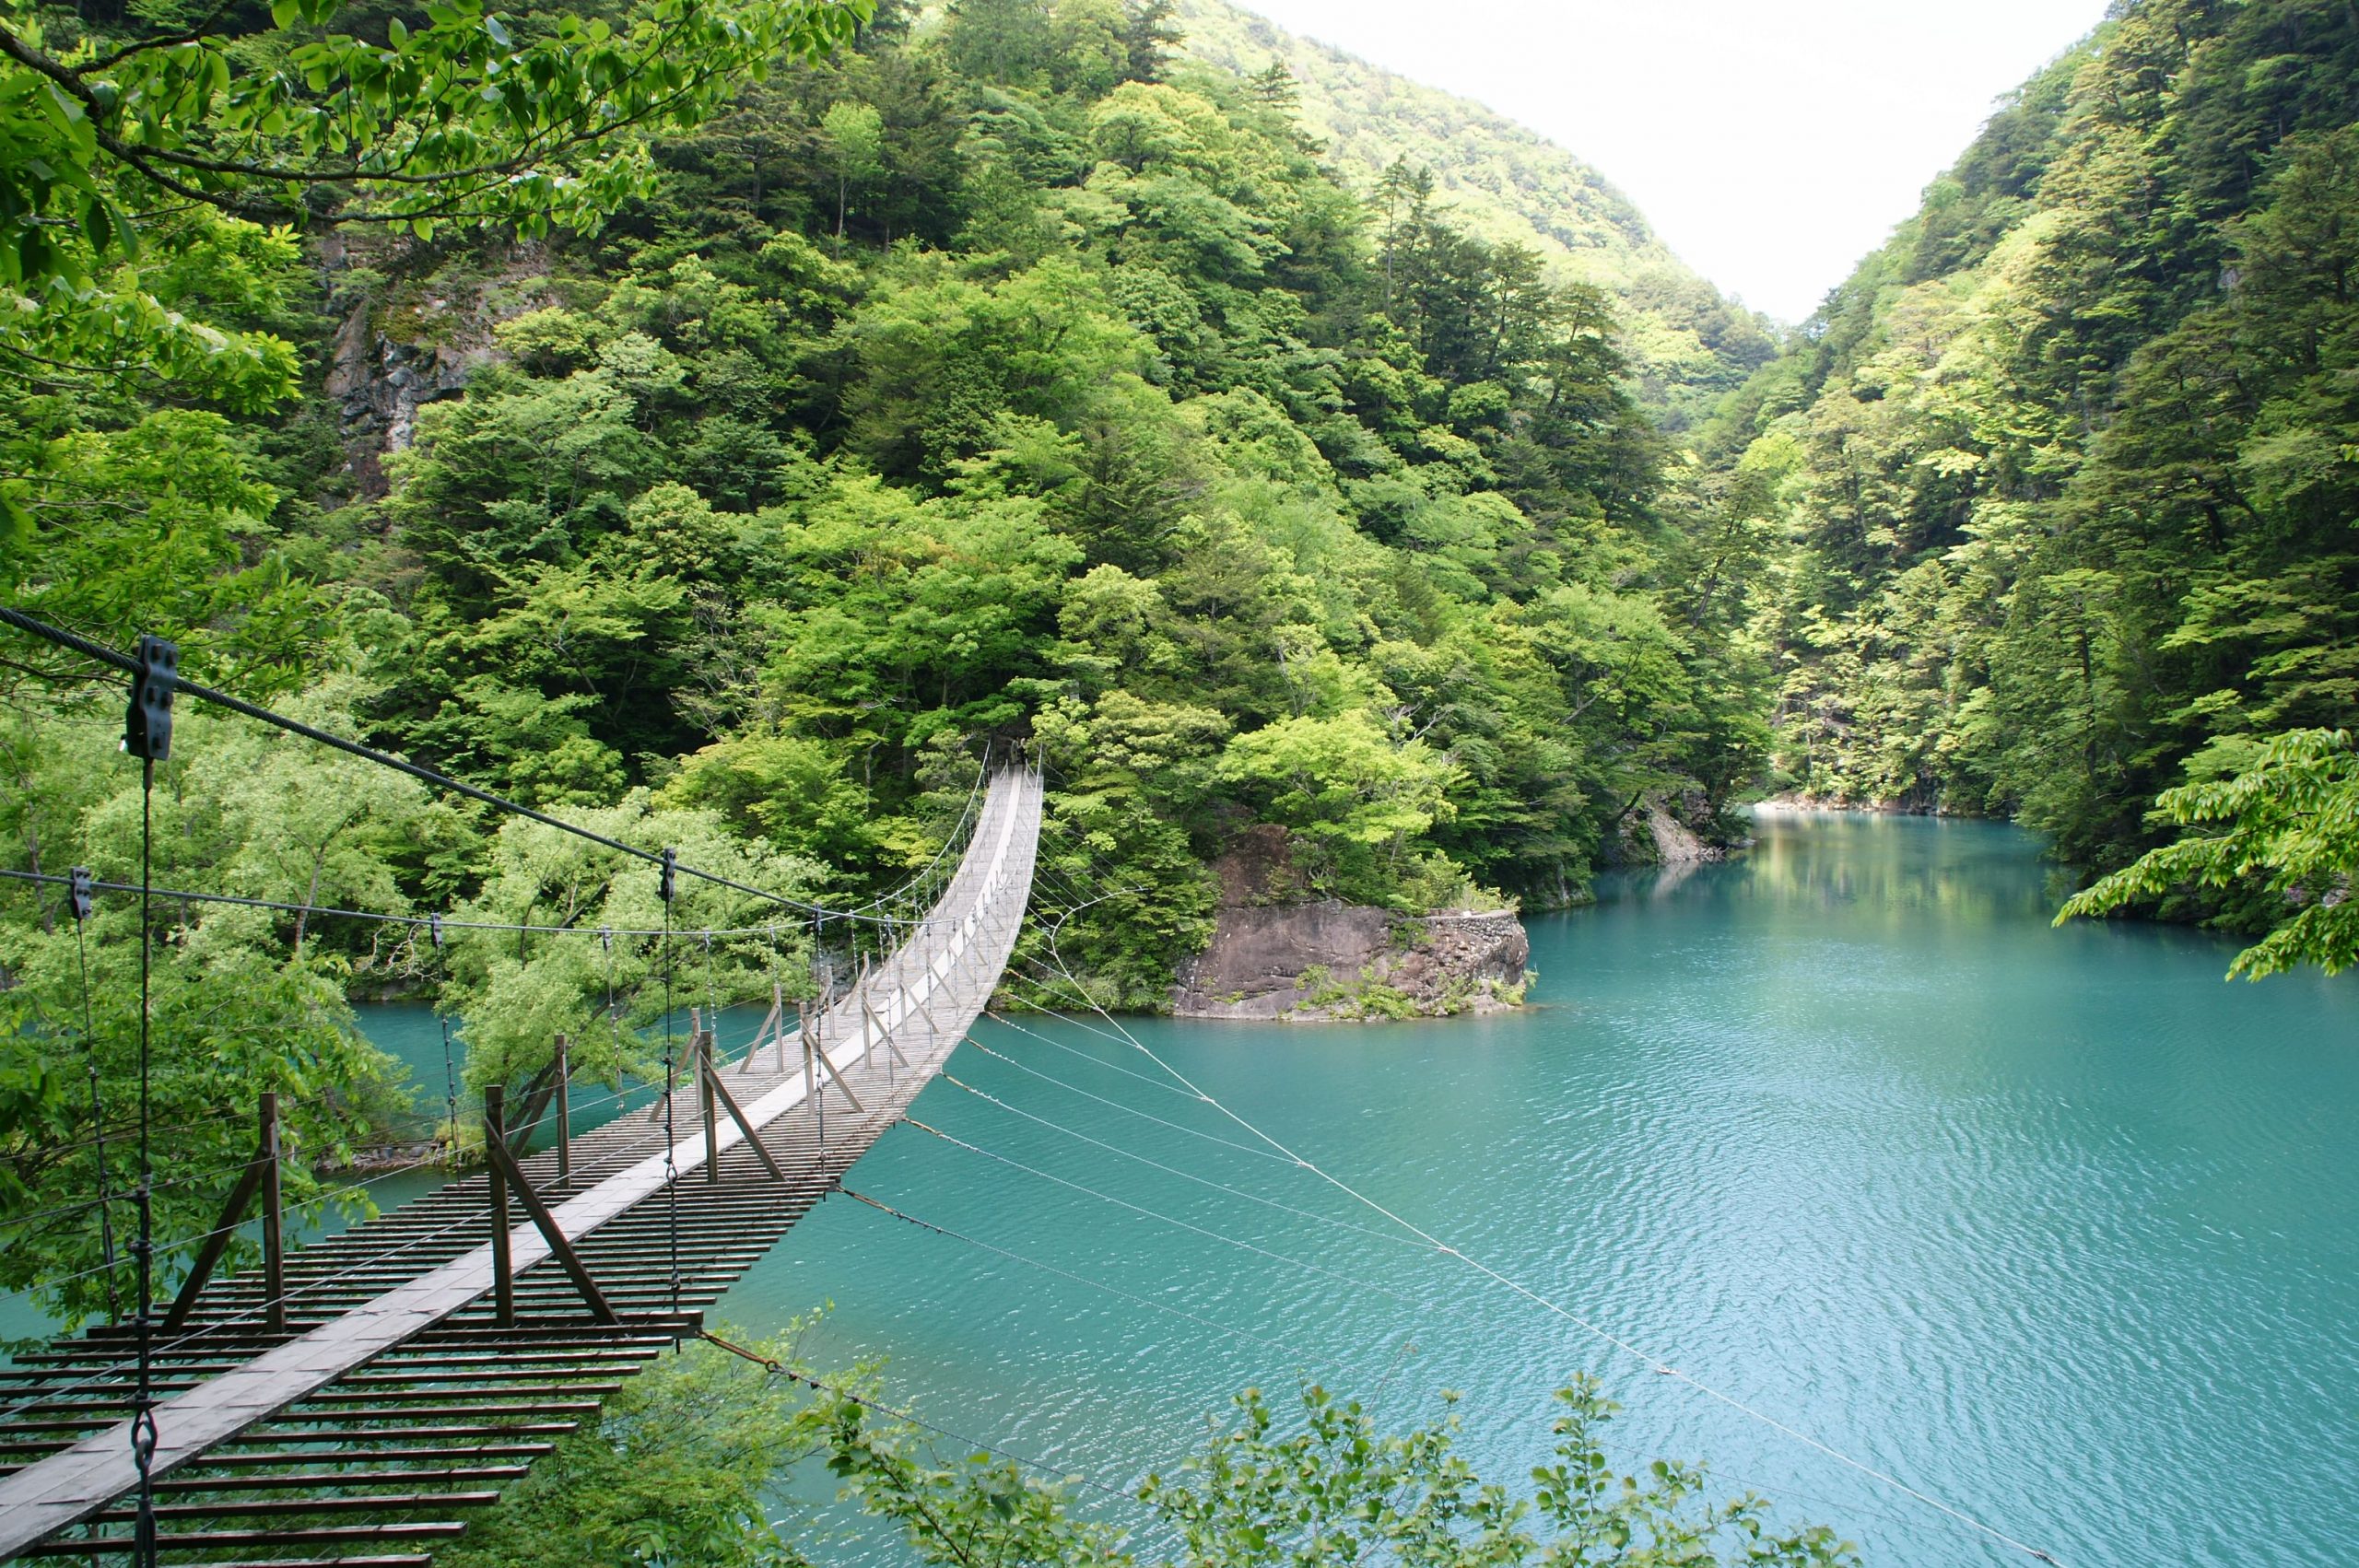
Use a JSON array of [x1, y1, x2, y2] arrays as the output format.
[[0, 607, 907, 930], [841, 1188, 1330, 1366], [660, 851, 681, 1323], [694, 1328, 1143, 1504], [1026, 896, 2074, 1568], [903, 1119, 1416, 1305], [938, 1072, 1429, 1251], [955, 1039, 1295, 1164]]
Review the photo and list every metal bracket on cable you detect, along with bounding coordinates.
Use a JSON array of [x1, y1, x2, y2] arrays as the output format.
[[123, 635, 176, 762]]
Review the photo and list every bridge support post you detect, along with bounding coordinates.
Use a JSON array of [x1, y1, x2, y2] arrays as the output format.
[[553, 1034, 570, 1186], [697, 1043, 788, 1181], [698, 1030, 721, 1184], [485, 1086, 514, 1328], [160, 1094, 285, 1334], [259, 1093, 284, 1331], [862, 984, 907, 1083], [803, 1023, 825, 1147], [479, 1089, 621, 1325], [741, 984, 782, 1076]]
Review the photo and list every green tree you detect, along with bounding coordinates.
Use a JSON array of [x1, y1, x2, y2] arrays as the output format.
[[821, 99, 886, 256], [2058, 729, 2359, 978], [825, 1375, 1856, 1568]]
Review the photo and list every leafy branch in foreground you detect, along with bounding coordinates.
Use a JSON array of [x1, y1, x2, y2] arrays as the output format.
[[0, 0, 873, 268], [2057, 728, 2359, 978], [0, 0, 870, 416], [826, 1375, 1858, 1568]]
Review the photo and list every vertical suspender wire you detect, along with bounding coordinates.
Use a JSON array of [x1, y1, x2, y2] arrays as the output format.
[[599, 926, 616, 1044], [702, 930, 718, 1042], [130, 758, 158, 1568], [431, 916, 456, 1159], [659, 850, 681, 1323], [72, 906, 118, 1325]]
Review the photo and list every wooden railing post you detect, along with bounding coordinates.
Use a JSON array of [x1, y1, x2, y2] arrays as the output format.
[[804, 1018, 825, 1148], [697, 1030, 720, 1184], [485, 1085, 514, 1328], [258, 1093, 283, 1331], [553, 1034, 571, 1185]]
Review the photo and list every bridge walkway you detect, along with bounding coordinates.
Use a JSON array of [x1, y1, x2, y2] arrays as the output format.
[[0, 768, 1042, 1565]]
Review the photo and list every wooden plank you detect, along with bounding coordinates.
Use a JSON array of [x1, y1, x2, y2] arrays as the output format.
[[0, 771, 1040, 1560]]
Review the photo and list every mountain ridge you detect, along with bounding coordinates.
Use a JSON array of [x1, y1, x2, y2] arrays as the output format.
[[1173, 0, 1776, 426]]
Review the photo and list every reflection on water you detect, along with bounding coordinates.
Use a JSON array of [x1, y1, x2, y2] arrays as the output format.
[[711, 812, 2358, 1568], [12, 815, 2353, 1566]]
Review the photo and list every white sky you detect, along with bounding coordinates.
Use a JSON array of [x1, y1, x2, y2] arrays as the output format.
[[1225, 0, 2113, 322]]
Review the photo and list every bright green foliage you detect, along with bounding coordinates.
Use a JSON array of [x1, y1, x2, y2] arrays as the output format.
[[0, 0, 875, 1330], [1708, 0, 2359, 961], [0, 0, 872, 287], [331, 0, 1771, 1006], [1171, 0, 1776, 431], [1215, 711, 1459, 903], [439, 1328, 829, 1568], [825, 1375, 1856, 1568], [446, 1344, 1856, 1568], [437, 798, 826, 1099], [2059, 730, 2359, 978], [0, 696, 443, 1328]]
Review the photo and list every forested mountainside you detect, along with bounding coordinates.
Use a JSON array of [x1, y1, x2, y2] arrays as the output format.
[[1711, 0, 2359, 932], [1176, 0, 1777, 427], [1, 0, 1774, 1197]]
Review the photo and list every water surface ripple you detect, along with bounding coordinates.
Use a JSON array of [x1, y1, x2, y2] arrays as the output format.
[[714, 813, 2359, 1568]]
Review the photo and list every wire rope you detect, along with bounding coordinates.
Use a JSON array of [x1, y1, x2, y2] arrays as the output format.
[[129, 754, 158, 1568], [902, 1119, 1416, 1306], [695, 1328, 1142, 1504], [956, 1040, 1296, 1164], [940, 1073, 1430, 1252], [660, 851, 682, 1323], [1027, 913, 2073, 1567], [842, 1188, 1331, 1366]]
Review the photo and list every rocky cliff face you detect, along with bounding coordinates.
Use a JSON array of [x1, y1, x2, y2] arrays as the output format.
[[318, 237, 550, 497], [1170, 828, 1532, 1022]]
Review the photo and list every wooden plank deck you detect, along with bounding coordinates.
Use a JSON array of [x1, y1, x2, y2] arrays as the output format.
[[0, 768, 1041, 1562]]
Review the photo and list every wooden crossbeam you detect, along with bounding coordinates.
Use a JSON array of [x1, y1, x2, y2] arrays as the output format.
[[696, 1045, 786, 1181], [481, 1087, 617, 1327], [160, 1095, 281, 1334]]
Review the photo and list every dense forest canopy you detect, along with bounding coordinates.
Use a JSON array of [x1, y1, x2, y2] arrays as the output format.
[[4, 0, 2356, 1334], [3, 0, 2354, 1553], [0, 0, 1781, 1327], [1172, 0, 1780, 429], [1708, 0, 2359, 968]]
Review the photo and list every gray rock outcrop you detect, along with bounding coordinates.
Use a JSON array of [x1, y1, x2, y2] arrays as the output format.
[[1170, 828, 1532, 1022]]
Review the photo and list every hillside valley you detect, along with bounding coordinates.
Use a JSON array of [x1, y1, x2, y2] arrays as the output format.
[[4, 0, 2359, 1562]]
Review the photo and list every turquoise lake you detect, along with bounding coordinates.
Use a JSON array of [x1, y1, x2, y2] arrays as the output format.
[[32, 811, 2328, 1562], [677, 810, 2359, 1568]]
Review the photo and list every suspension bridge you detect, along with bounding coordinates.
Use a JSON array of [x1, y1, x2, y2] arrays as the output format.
[[0, 614, 1043, 1566], [0, 608, 2074, 1568]]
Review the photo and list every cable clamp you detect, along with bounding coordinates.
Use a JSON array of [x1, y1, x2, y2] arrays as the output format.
[[123, 634, 177, 762]]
